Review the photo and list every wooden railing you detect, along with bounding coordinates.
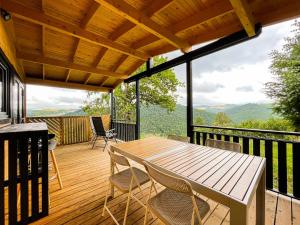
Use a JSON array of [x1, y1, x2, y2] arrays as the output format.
[[192, 125, 300, 199], [26, 116, 92, 145], [111, 120, 136, 142], [26, 117, 137, 144]]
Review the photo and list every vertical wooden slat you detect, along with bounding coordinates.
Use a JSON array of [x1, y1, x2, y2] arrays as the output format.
[[8, 137, 18, 224], [31, 136, 39, 219], [41, 132, 49, 216], [19, 135, 29, 223], [243, 137, 249, 154], [293, 142, 300, 198], [202, 132, 207, 146], [0, 138, 4, 225], [233, 135, 239, 143], [278, 141, 287, 194], [224, 135, 230, 142], [253, 138, 260, 156], [265, 140, 273, 190], [196, 132, 200, 145]]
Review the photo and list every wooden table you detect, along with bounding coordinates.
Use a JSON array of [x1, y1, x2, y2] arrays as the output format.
[[111, 137, 266, 225]]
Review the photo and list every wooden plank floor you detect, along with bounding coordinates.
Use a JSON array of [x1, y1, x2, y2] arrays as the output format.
[[29, 142, 299, 225]]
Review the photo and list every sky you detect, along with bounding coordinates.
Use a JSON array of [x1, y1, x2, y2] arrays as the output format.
[[27, 19, 297, 110]]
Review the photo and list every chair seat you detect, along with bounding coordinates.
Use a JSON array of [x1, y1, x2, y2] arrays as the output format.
[[148, 188, 210, 225], [109, 167, 149, 193]]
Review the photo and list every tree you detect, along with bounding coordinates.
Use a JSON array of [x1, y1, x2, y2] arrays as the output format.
[[82, 56, 184, 120], [194, 116, 206, 125], [265, 21, 300, 131], [213, 112, 232, 126]]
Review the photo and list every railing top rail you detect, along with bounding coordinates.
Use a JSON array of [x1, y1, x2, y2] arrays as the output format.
[[27, 116, 89, 119], [192, 124, 300, 136]]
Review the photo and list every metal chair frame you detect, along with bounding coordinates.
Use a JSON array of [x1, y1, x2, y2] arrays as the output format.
[[102, 150, 151, 225]]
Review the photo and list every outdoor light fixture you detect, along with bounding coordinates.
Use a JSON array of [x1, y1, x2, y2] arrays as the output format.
[[1, 9, 11, 21]]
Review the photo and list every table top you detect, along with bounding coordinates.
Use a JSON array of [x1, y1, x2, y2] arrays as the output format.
[[111, 137, 266, 206], [0, 122, 48, 134]]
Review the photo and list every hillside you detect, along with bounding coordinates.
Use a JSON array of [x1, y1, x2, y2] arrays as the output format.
[[223, 103, 278, 123], [141, 104, 215, 136]]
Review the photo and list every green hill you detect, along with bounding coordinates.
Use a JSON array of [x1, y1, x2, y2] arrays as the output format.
[[223, 103, 278, 123]]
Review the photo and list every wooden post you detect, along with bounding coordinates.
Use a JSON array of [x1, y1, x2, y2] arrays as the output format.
[[186, 60, 193, 143], [135, 79, 140, 140]]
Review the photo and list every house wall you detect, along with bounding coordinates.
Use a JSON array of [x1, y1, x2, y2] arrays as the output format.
[[0, 17, 24, 80]]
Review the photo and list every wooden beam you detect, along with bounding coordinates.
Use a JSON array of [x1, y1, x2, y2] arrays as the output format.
[[132, 1, 233, 49], [99, 77, 109, 86], [111, 55, 128, 72], [25, 77, 111, 92], [229, 0, 256, 37], [42, 64, 46, 80], [84, 73, 92, 84], [2, 0, 149, 60], [96, 0, 191, 52], [65, 70, 72, 82], [17, 52, 128, 79], [67, 2, 100, 84], [94, 0, 173, 70]]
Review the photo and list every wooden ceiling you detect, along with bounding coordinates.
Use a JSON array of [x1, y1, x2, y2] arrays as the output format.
[[1, 0, 300, 92]]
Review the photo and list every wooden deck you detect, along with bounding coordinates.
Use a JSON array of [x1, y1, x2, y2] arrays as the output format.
[[30, 142, 300, 225]]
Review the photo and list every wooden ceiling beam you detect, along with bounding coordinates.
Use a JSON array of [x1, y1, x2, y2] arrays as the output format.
[[229, 0, 256, 37], [2, 0, 149, 60], [17, 52, 128, 79], [96, 0, 191, 52], [93, 0, 173, 73], [132, 1, 233, 50], [68, 2, 101, 84], [25, 77, 111, 92]]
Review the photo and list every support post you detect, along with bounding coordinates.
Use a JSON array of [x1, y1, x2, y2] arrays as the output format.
[[110, 90, 115, 120], [186, 60, 193, 143], [135, 79, 140, 140]]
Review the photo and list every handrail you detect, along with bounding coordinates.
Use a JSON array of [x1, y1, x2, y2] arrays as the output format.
[[192, 124, 300, 136]]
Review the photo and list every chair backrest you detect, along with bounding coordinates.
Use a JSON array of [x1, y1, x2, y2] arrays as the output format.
[[167, 135, 190, 143], [91, 116, 106, 136], [205, 139, 241, 152], [143, 161, 193, 196], [108, 150, 130, 167]]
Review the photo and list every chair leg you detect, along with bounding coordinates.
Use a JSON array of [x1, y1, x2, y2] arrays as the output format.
[[123, 192, 131, 225], [92, 136, 98, 149], [102, 186, 110, 217], [143, 204, 149, 225], [103, 138, 108, 151], [50, 150, 63, 189]]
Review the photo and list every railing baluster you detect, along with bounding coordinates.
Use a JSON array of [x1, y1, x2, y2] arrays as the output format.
[[253, 138, 260, 156], [265, 140, 273, 190], [0, 138, 4, 225], [202, 133, 207, 146], [209, 133, 214, 139], [31, 136, 39, 219], [233, 136, 239, 143], [216, 134, 221, 140], [278, 141, 287, 194], [224, 135, 230, 142], [243, 137, 249, 154], [196, 132, 200, 145], [293, 142, 300, 198]]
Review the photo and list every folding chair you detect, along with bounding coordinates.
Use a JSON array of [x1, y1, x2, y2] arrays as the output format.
[[205, 138, 241, 152], [90, 116, 117, 150], [102, 150, 150, 225], [143, 161, 210, 225]]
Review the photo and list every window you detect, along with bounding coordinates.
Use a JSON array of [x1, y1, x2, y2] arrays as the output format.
[[0, 60, 10, 115]]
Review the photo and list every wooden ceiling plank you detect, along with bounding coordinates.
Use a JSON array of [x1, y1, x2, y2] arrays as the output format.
[[65, 69, 72, 82], [26, 77, 111, 92], [132, 1, 233, 49], [96, 0, 191, 52], [96, 0, 173, 67], [229, 0, 256, 37], [84, 73, 92, 84], [2, 0, 149, 60], [17, 52, 128, 79], [68, 2, 101, 84]]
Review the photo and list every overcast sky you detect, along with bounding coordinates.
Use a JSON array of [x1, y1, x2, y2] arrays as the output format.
[[27, 19, 297, 110]]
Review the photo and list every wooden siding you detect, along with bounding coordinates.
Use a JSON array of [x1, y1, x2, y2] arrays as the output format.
[[10, 142, 298, 225], [0, 16, 24, 79]]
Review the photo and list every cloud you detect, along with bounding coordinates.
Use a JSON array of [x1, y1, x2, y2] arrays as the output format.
[[236, 86, 254, 92], [194, 82, 224, 93]]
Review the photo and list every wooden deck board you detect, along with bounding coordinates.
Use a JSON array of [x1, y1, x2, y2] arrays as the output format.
[[11, 142, 293, 225]]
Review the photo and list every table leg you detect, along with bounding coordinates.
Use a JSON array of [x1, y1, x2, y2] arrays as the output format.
[[256, 168, 266, 225], [110, 156, 115, 198], [230, 200, 248, 225]]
